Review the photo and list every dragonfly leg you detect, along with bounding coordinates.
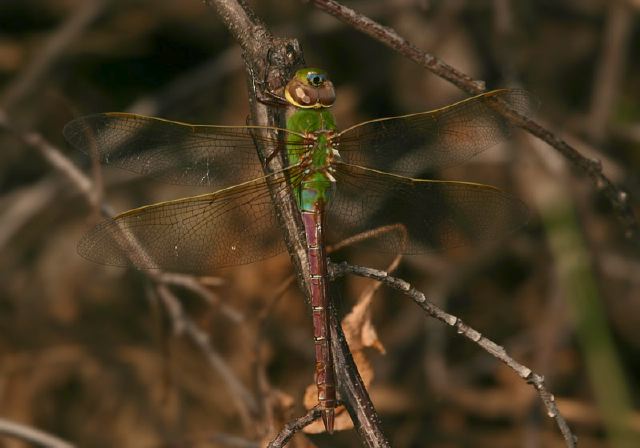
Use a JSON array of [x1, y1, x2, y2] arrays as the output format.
[[264, 145, 283, 165], [257, 88, 288, 107], [248, 62, 289, 107]]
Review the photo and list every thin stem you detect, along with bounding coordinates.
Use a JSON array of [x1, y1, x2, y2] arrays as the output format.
[[309, 0, 638, 242], [0, 418, 76, 448], [204, 0, 261, 50], [153, 284, 259, 429], [330, 261, 577, 448], [267, 408, 322, 448]]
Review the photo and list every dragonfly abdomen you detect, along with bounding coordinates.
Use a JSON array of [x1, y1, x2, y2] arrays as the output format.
[[301, 208, 336, 433]]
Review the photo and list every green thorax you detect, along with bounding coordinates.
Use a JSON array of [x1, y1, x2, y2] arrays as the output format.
[[286, 108, 338, 212]]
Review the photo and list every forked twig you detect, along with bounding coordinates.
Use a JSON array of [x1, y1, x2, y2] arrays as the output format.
[[267, 408, 323, 448], [330, 261, 577, 448]]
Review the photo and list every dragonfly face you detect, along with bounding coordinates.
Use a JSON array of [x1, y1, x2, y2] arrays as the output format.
[[284, 67, 336, 109]]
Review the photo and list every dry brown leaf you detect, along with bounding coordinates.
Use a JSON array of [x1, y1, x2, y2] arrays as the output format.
[[341, 288, 386, 354]]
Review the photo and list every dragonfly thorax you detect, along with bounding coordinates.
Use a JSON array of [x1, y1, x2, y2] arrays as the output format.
[[297, 130, 341, 173], [285, 94, 340, 213]]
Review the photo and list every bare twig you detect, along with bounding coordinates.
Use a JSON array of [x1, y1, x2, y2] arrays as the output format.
[[330, 261, 578, 448], [158, 272, 244, 324], [0, 110, 93, 200], [206, 0, 263, 51], [310, 0, 484, 92], [308, 0, 638, 241], [154, 285, 259, 429], [416, 238, 534, 393], [267, 408, 322, 448], [0, 417, 76, 448]]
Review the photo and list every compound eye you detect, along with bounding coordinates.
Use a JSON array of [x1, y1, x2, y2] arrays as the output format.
[[307, 73, 325, 87]]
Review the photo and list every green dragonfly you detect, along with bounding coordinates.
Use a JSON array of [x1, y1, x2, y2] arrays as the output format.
[[64, 68, 529, 432]]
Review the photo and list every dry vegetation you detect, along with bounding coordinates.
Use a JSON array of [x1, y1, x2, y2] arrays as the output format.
[[0, 0, 639, 447]]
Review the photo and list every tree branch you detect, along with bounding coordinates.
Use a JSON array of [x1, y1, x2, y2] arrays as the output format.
[[309, 0, 638, 242], [267, 408, 322, 448], [204, 1, 390, 443], [329, 299, 390, 447], [330, 261, 578, 448]]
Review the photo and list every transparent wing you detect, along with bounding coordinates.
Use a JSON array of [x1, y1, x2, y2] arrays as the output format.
[[326, 163, 529, 253], [64, 113, 302, 188], [78, 172, 297, 273], [337, 89, 532, 177]]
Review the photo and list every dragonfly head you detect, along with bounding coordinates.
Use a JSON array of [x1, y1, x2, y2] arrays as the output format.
[[285, 68, 335, 109]]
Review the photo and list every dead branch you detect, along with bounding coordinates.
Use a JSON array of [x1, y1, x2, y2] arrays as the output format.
[[267, 408, 322, 448], [309, 0, 638, 243], [205, 0, 390, 444], [330, 260, 577, 448]]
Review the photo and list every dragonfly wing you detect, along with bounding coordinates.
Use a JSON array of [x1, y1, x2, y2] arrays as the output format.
[[64, 113, 296, 188], [326, 163, 529, 253], [337, 89, 532, 177], [78, 174, 291, 273]]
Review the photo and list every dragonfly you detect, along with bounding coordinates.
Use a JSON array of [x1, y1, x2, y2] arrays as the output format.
[[64, 68, 530, 433]]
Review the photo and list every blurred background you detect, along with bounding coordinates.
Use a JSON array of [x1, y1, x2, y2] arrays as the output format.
[[1, 0, 639, 447]]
